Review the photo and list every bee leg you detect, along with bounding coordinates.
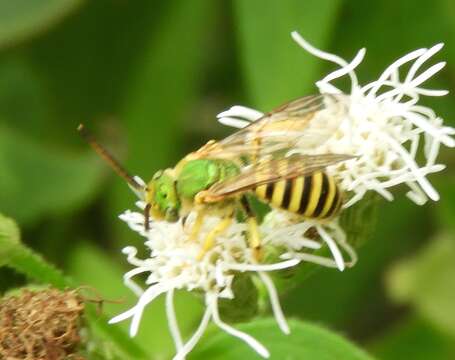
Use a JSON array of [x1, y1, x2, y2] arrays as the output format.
[[240, 196, 262, 261], [144, 203, 151, 231], [196, 214, 233, 261], [188, 209, 206, 242]]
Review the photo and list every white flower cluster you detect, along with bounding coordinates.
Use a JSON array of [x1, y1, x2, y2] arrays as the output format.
[[110, 32, 453, 359], [111, 202, 302, 359], [219, 32, 454, 207]]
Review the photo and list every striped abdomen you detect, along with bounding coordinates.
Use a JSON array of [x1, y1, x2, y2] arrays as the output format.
[[253, 171, 342, 219]]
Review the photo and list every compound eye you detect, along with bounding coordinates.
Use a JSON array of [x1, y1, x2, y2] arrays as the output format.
[[158, 185, 168, 198]]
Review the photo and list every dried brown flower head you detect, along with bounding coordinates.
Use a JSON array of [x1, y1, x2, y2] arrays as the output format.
[[0, 288, 85, 360]]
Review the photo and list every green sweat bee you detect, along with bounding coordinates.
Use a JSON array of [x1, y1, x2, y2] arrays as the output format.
[[79, 94, 353, 260]]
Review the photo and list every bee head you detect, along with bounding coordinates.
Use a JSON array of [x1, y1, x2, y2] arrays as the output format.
[[146, 169, 181, 222]]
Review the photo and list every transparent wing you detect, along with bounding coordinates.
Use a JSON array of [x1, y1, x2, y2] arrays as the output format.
[[200, 153, 354, 202], [193, 94, 348, 161]]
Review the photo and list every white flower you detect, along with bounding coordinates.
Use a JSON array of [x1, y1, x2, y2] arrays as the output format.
[[110, 197, 354, 360], [110, 203, 305, 360], [110, 32, 453, 360], [219, 31, 454, 208]]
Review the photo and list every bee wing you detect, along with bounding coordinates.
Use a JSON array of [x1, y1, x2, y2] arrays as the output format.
[[201, 153, 354, 202], [194, 94, 348, 161]]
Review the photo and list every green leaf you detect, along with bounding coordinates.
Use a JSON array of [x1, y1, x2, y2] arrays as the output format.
[[0, 0, 84, 49], [191, 318, 375, 360], [370, 316, 455, 360], [219, 274, 258, 322], [123, 0, 217, 173], [0, 125, 104, 225], [340, 193, 379, 248], [234, 0, 342, 109], [0, 56, 55, 140], [433, 176, 455, 233], [0, 213, 20, 267], [386, 231, 455, 337], [0, 213, 69, 287]]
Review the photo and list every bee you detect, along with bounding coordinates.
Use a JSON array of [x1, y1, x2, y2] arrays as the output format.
[[78, 94, 353, 260]]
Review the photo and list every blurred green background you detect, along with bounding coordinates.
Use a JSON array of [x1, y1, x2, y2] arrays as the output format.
[[0, 0, 454, 359]]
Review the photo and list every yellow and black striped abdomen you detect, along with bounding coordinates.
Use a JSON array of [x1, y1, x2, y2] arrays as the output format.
[[254, 171, 342, 219]]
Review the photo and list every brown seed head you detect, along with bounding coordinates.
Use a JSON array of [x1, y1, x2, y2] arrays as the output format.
[[0, 288, 85, 360]]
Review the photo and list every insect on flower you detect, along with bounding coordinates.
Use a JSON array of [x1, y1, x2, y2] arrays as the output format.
[[78, 94, 355, 261], [78, 30, 454, 360]]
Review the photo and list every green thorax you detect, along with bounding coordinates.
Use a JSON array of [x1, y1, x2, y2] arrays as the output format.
[[176, 159, 240, 199]]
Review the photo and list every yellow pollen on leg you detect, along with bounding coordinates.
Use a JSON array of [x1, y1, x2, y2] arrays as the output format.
[[247, 217, 263, 261], [196, 217, 232, 261], [188, 210, 206, 242]]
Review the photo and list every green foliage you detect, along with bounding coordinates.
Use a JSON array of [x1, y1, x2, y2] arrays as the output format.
[[218, 274, 258, 323], [370, 317, 455, 360], [0, 126, 104, 225], [386, 231, 455, 337], [0, 213, 69, 287], [0, 0, 83, 49], [0, 213, 20, 270], [340, 193, 379, 248], [234, 0, 342, 109], [190, 318, 376, 360], [434, 177, 455, 232]]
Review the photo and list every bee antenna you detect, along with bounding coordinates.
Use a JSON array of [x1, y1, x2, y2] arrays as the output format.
[[78, 123, 143, 190]]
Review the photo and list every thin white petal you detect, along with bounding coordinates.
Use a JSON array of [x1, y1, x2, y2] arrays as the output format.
[[173, 306, 212, 360], [380, 132, 440, 200], [218, 116, 251, 129], [128, 183, 146, 200], [210, 294, 270, 358], [405, 43, 444, 83], [329, 223, 358, 267], [409, 62, 446, 88], [320, 48, 366, 87], [130, 284, 170, 336], [124, 267, 148, 296], [291, 31, 360, 89], [217, 105, 264, 121], [400, 111, 454, 148], [291, 31, 349, 69], [166, 289, 184, 352], [317, 226, 345, 271], [281, 252, 339, 268], [258, 272, 290, 334], [315, 81, 342, 94], [225, 259, 300, 272], [365, 48, 427, 97], [414, 88, 449, 97], [405, 181, 428, 205], [109, 307, 137, 324]]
